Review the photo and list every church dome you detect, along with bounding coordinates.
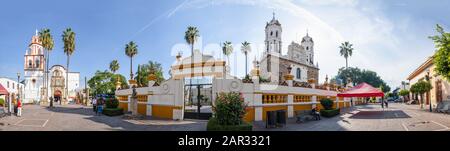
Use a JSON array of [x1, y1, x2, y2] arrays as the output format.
[[301, 33, 313, 43], [266, 13, 281, 27]]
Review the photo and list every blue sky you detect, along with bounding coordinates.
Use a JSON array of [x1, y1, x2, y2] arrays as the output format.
[[0, 0, 449, 89]]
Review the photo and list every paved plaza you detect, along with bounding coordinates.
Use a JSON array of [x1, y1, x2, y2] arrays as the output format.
[[2, 103, 450, 131]]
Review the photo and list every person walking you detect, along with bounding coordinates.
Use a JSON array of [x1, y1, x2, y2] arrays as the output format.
[[381, 98, 384, 109], [312, 106, 321, 120], [92, 97, 97, 113], [96, 98, 103, 116], [17, 99, 22, 117], [385, 100, 389, 108]]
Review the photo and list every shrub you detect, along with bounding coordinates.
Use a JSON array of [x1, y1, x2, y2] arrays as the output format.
[[212, 92, 247, 126], [207, 117, 252, 131], [0, 98, 4, 106], [103, 108, 124, 116], [105, 98, 119, 109], [320, 98, 334, 110], [320, 108, 340, 117]]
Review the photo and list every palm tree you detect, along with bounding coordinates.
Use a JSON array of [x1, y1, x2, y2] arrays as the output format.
[[241, 41, 251, 76], [109, 60, 120, 73], [222, 41, 233, 67], [184, 26, 199, 106], [125, 41, 138, 80], [39, 28, 54, 107], [62, 28, 75, 103], [339, 41, 354, 68]]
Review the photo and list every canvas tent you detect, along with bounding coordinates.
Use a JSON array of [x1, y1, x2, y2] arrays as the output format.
[[337, 82, 384, 98]]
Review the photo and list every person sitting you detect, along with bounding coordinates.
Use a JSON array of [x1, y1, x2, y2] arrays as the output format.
[[311, 106, 321, 120]]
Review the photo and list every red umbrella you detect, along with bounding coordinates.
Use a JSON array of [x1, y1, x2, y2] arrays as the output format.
[[0, 83, 9, 95], [337, 82, 384, 97]]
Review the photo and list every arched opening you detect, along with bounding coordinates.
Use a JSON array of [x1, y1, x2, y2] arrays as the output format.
[[296, 68, 301, 79], [54, 90, 62, 103]]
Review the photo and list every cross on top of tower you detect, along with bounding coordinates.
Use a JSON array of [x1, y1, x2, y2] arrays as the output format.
[[35, 29, 38, 36]]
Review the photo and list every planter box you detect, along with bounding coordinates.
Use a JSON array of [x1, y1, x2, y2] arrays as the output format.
[[320, 108, 340, 118]]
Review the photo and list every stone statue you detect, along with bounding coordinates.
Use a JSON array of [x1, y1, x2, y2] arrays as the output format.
[[132, 85, 137, 98], [131, 85, 138, 116]]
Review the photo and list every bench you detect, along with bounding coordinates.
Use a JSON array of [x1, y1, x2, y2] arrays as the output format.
[[295, 110, 318, 123]]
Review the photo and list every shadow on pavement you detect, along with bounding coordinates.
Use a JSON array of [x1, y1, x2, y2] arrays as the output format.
[[349, 110, 411, 119], [44, 106, 206, 131]]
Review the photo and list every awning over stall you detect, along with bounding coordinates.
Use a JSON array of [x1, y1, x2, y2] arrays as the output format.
[[0, 84, 9, 95], [337, 82, 384, 97]]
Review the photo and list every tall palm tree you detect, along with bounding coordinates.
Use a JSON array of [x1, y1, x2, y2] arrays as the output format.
[[222, 41, 233, 67], [125, 41, 138, 80], [241, 41, 251, 76], [184, 26, 199, 106], [109, 60, 120, 73], [339, 41, 354, 69], [39, 28, 54, 106], [62, 28, 75, 103]]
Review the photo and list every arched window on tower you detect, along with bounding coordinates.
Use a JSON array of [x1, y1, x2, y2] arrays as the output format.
[[35, 59, 40, 68], [28, 59, 32, 68], [296, 68, 301, 79], [276, 31, 278, 37], [270, 31, 273, 36]]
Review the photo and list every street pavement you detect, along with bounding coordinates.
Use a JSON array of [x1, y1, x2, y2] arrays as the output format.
[[253, 103, 450, 131], [0, 104, 206, 131], [2, 103, 450, 131]]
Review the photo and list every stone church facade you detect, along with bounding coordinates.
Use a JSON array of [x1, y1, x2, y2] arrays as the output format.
[[259, 14, 319, 84]]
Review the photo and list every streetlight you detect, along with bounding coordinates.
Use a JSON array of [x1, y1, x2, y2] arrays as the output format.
[[17, 72, 20, 101], [426, 70, 432, 112]]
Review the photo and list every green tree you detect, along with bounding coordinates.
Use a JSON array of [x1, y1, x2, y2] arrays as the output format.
[[222, 41, 233, 65], [109, 60, 119, 74], [410, 81, 433, 109], [62, 28, 76, 101], [88, 70, 128, 95], [134, 61, 165, 87], [429, 24, 450, 81], [125, 41, 138, 80], [399, 89, 410, 102], [339, 41, 354, 68], [334, 67, 390, 92], [241, 41, 251, 76], [39, 28, 54, 106]]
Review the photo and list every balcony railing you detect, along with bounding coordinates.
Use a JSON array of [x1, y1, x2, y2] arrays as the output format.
[[262, 94, 287, 104]]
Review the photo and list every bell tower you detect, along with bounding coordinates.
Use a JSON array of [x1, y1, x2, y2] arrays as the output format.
[[23, 30, 45, 103], [265, 12, 282, 54]]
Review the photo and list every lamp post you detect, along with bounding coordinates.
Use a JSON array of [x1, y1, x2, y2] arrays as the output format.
[[426, 70, 432, 112], [17, 72, 20, 101]]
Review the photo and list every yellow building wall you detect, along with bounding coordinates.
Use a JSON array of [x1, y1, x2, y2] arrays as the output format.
[[119, 102, 128, 112], [138, 104, 147, 115], [152, 105, 181, 119], [339, 102, 345, 108], [294, 104, 312, 111], [243, 107, 255, 122]]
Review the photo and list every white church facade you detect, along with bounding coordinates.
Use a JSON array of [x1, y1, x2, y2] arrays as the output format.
[[23, 32, 80, 104], [259, 14, 319, 85]]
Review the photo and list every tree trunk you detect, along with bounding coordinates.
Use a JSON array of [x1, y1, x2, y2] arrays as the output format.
[[66, 55, 70, 105], [245, 52, 248, 76], [130, 57, 133, 80], [345, 58, 348, 68], [189, 44, 194, 106], [47, 50, 52, 107]]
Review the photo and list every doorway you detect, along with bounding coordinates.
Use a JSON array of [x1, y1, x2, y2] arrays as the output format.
[[184, 77, 213, 120]]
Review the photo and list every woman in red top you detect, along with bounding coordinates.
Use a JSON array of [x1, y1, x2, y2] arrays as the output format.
[[17, 99, 22, 117]]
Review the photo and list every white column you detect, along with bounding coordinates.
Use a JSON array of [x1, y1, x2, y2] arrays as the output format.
[[312, 95, 317, 109], [336, 97, 340, 109], [288, 94, 294, 118], [254, 93, 263, 121]]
